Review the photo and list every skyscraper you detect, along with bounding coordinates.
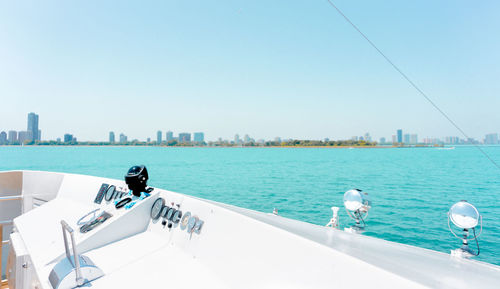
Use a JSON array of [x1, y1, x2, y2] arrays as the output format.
[[397, 129, 403, 143], [193, 132, 204, 143], [64, 134, 74, 143], [403, 134, 410, 144], [178, 133, 191, 143], [166, 131, 173, 142], [484, 133, 499, 144], [109, 132, 115, 143], [379, 137, 386, 144], [157, 131, 162, 144], [8, 131, 17, 143], [0, 131, 6, 144], [18, 131, 33, 144], [410, 134, 418, 144], [119, 133, 127, 143], [27, 112, 39, 142]]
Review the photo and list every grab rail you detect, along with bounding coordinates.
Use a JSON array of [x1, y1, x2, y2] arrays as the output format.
[[61, 220, 84, 286], [0, 224, 3, 284], [0, 195, 22, 202]]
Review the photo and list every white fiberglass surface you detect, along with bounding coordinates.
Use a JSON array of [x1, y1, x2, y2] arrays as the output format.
[[7, 171, 500, 289], [83, 232, 230, 289], [216, 202, 500, 289]]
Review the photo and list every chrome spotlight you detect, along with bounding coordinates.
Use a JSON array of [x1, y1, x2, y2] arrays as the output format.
[[343, 189, 371, 232], [448, 200, 482, 258]]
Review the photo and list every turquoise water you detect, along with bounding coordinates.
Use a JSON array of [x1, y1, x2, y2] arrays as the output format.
[[1, 146, 499, 265]]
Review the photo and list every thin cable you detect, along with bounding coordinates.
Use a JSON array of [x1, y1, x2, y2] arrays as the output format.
[[473, 227, 480, 256], [325, 0, 500, 171]]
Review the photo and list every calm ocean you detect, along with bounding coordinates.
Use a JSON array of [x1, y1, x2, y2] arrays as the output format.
[[1, 146, 499, 265]]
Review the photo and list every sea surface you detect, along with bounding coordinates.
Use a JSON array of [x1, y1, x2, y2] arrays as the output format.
[[1, 146, 499, 265]]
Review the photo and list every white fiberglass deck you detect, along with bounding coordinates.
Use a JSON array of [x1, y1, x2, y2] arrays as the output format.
[[1, 170, 500, 289]]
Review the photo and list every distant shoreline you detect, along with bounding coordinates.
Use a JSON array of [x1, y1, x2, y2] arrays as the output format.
[[0, 144, 450, 148]]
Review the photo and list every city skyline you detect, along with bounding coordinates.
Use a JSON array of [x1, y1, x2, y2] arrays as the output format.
[[1, 112, 499, 145], [2, 111, 498, 143]]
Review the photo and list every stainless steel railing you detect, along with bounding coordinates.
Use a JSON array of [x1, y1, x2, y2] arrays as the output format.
[[0, 195, 22, 202], [61, 220, 84, 286]]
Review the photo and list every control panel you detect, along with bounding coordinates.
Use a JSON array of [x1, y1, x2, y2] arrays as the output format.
[[93, 183, 109, 204], [150, 197, 205, 234], [88, 164, 205, 237], [83, 182, 148, 234], [94, 183, 129, 204]]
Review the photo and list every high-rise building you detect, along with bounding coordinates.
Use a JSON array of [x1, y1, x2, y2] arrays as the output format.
[[403, 134, 410, 144], [410, 134, 418, 144], [364, 133, 371, 142], [484, 133, 499, 144], [397, 129, 403, 143], [18, 131, 33, 144], [37, 130, 41, 141], [8, 130, 17, 143], [157, 131, 162, 144], [243, 134, 251, 143], [119, 133, 127, 143], [178, 133, 191, 143], [0, 131, 6, 144], [423, 137, 441, 144], [234, 134, 240, 144], [64, 134, 74, 143], [166, 131, 173, 142], [109, 132, 115, 143], [379, 137, 386, 144], [193, 132, 204, 143], [27, 112, 39, 142], [391, 135, 397, 144]]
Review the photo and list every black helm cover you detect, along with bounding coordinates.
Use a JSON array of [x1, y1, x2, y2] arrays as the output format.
[[125, 165, 149, 196]]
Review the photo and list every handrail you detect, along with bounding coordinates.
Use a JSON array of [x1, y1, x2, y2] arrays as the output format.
[[0, 195, 22, 202], [61, 220, 84, 286], [0, 224, 3, 284]]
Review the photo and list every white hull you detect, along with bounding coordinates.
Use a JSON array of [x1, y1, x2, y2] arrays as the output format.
[[0, 170, 499, 289]]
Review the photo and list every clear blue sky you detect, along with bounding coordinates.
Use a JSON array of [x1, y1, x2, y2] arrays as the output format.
[[1, 0, 499, 141]]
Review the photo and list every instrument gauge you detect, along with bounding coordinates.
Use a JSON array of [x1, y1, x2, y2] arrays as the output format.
[[172, 210, 182, 223], [166, 208, 176, 221], [180, 212, 191, 230], [150, 198, 165, 220], [105, 185, 116, 202], [161, 206, 170, 218], [187, 216, 198, 233]]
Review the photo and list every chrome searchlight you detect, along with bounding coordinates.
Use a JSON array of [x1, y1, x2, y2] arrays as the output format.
[[343, 189, 371, 233], [448, 200, 482, 258]]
